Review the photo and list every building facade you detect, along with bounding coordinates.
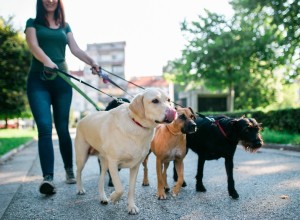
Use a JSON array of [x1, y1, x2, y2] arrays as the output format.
[[70, 41, 174, 119], [84, 41, 126, 110], [178, 90, 231, 113]]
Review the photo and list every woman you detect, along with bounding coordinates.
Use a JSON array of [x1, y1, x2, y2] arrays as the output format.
[[25, 0, 99, 195]]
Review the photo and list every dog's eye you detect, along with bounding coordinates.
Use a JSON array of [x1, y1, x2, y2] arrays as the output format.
[[152, 99, 159, 104], [244, 127, 250, 133], [179, 114, 186, 120]]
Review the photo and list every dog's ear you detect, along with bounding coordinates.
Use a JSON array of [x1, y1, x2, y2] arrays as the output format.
[[175, 105, 183, 111], [188, 107, 195, 114], [230, 119, 239, 125], [188, 107, 196, 119], [129, 93, 145, 118], [249, 118, 263, 130]]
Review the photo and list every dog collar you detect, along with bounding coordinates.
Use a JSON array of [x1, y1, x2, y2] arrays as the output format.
[[132, 118, 146, 128], [166, 124, 181, 136]]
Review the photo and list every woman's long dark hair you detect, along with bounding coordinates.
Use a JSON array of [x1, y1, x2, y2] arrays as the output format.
[[35, 0, 66, 27]]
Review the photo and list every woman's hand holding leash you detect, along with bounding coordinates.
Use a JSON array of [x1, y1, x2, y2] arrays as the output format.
[[43, 60, 58, 74], [91, 66, 109, 84], [90, 63, 100, 75]]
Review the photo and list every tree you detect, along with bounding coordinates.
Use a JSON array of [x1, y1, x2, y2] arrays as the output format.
[[168, 10, 281, 110], [0, 16, 31, 128], [230, 0, 300, 82]]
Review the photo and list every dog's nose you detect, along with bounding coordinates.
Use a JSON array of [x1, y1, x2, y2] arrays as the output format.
[[188, 122, 197, 133], [253, 140, 263, 148], [254, 140, 263, 148]]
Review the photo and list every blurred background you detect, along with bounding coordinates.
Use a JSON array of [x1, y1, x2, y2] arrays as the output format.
[[0, 0, 299, 153]]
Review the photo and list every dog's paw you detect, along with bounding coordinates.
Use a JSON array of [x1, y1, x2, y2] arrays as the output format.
[[100, 200, 108, 205], [142, 182, 149, 186], [108, 180, 114, 187], [158, 195, 167, 200], [77, 189, 86, 195], [172, 186, 180, 197], [172, 190, 179, 197], [109, 191, 123, 203], [229, 190, 239, 199], [128, 205, 139, 215], [100, 195, 109, 205], [196, 183, 206, 192], [157, 193, 167, 200]]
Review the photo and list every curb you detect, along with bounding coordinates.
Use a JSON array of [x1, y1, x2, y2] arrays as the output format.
[[0, 139, 36, 164], [0, 140, 299, 165], [262, 143, 300, 152]]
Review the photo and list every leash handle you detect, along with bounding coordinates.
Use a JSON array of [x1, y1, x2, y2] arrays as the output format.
[[94, 68, 134, 98], [98, 69, 109, 84], [90, 67, 109, 84], [42, 66, 58, 80], [101, 68, 145, 90]]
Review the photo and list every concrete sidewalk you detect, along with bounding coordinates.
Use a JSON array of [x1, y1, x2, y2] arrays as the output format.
[[0, 139, 38, 218], [0, 130, 78, 219], [0, 131, 299, 220]]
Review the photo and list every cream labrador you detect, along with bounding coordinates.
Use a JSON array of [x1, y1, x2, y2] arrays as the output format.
[[75, 88, 177, 214]]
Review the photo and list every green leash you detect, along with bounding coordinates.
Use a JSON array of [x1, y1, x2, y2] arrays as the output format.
[[57, 71, 102, 111], [42, 67, 102, 111]]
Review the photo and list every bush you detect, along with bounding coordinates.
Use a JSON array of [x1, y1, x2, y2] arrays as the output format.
[[200, 107, 300, 134]]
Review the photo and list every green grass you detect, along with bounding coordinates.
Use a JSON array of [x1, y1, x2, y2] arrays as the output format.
[[261, 128, 300, 146], [0, 129, 37, 156]]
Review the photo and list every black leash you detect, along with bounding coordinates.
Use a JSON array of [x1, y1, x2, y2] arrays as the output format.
[[43, 67, 122, 111], [55, 68, 118, 100], [101, 68, 145, 90], [94, 67, 134, 98], [45, 66, 185, 108], [99, 67, 184, 108]]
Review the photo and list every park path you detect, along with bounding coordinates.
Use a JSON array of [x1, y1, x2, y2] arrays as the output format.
[[0, 130, 300, 220]]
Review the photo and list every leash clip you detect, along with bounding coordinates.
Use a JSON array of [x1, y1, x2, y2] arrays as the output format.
[[206, 117, 215, 122]]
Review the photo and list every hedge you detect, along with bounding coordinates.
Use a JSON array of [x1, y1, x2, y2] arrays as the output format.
[[199, 108, 300, 134]]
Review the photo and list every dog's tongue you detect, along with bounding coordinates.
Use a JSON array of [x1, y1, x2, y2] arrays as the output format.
[[165, 108, 177, 122]]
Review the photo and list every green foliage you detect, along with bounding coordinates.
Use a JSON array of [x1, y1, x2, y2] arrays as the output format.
[[167, 9, 283, 110], [0, 16, 31, 121], [262, 128, 300, 146], [259, 108, 300, 134], [200, 107, 300, 145], [263, 83, 300, 111], [165, 1, 299, 111], [230, 0, 300, 82], [203, 107, 300, 134]]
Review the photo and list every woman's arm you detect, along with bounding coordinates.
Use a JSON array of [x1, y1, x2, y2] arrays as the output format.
[[25, 27, 58, 69], [67, 32, 100, 74]]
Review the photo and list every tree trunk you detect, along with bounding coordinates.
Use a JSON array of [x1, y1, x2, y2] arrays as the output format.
[[5, 117, 8, 129], [228, 82, 234, 112]]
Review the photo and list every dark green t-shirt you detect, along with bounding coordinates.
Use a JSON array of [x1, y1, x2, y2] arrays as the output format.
[[25, 18, 72, 72]]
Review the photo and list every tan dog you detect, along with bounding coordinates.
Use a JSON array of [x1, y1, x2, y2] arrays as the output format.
[[75, 88, 177, 214], [142, 106, 197, 199]]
